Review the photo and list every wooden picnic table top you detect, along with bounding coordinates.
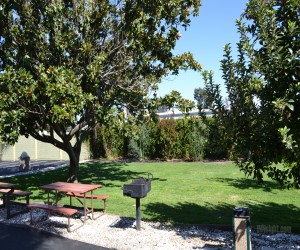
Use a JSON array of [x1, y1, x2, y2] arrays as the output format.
[[40, 182, 101, 194]]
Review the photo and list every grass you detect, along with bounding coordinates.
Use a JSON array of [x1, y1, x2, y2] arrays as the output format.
[[2, 161, 300, 233]]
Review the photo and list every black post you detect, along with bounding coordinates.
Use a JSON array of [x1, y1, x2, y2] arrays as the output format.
[[136, 198, 141, 230]]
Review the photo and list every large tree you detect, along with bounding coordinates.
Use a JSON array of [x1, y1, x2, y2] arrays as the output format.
[[203, 0, 300, 187], [0, 0, 201, 182]]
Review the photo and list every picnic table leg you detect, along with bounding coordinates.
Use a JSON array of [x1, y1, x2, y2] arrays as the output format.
[[2, 193, 6, 207], [6, 193, 11, 219], [6, 188, 14, 219], [104, 199, 107, 213], [25, 194, 30, 205], [29, 208, 33, 225], [55, 191, 58, 205], [67, 216, 71, 232], [84, 193, 86, 223], [91, 190, 94, 220], [47, 191, 50, 205]]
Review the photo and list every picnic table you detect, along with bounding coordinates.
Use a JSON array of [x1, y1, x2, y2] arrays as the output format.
[[27, 182, 109, 232], [0, 181, 32, 219], [0, 182, 16, 218], [41, 182, 102, 221]]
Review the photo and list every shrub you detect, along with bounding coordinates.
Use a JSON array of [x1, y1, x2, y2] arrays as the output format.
[[89, 115, 229, 161], [204, 117, 230, 160]]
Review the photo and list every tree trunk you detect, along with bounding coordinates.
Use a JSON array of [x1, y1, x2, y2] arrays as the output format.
[[66, 141, 82, 183], [68, 152, 79, 183], [91, 127, 98, 158]]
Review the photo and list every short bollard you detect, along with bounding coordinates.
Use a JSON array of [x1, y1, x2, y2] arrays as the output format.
[[233, 207, 252, 250]]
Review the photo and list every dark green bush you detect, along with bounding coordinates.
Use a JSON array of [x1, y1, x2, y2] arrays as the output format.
[[89, 115, 229, 161], [89, 117, 125, 159], [203, 117, 230, 160]]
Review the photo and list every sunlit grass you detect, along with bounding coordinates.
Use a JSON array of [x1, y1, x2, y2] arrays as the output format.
[[3, 161, 300, 233]]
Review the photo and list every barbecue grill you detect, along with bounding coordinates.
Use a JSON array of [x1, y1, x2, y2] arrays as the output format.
[[122, 173, 153, 230], [123, 174, 152, 198]]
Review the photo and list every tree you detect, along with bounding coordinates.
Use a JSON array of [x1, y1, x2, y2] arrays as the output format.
[[194, 87, 207, 109], [204, 0, 300, 187], [0, 0, 201, 182], [159, 90, 195, 115]]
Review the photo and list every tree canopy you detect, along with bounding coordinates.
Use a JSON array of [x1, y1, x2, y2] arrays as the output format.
[[203, 0, 300, 187], [0, 0, 201, 182], [159, 90, 195, 114]]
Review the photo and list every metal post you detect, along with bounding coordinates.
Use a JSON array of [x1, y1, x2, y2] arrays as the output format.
[[136, 198, 141, 230]]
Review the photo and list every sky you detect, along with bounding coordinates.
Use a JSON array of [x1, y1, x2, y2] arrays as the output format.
[[156, 0, 249, 102]]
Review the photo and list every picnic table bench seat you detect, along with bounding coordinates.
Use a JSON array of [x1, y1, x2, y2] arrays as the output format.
[[0, 189, 32, 201], [65, 192, 109, 213], [0, 189, 32, 218], [27, 202, 78, 232], [0, 189, 32, 196]]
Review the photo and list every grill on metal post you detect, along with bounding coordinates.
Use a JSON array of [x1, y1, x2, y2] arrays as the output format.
[[122, 173, 153, 230]]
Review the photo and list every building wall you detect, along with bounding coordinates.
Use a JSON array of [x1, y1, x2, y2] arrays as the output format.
[[1, 136, 90, 161]]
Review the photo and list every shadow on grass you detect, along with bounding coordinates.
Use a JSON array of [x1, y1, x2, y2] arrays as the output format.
[[79, 161, 167, 186], [1, 161, 164, 202], [1, 167, 71, 201], [1, 161, 135, 201], [210, 177, 285, 192], [79, 161, 148, 187], [143, 201, 300, 233]]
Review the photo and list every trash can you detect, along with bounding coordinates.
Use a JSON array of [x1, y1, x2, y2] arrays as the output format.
[[19, 151, 31, 171], [233, 207, 251, 250]]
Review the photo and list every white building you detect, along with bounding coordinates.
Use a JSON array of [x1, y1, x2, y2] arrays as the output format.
[[156, 109, 212, 119]]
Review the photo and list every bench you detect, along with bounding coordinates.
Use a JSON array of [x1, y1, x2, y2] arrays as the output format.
[[66, 192, 109, 219], [0, 189, 32, 219], [27, 202, 78, 232]]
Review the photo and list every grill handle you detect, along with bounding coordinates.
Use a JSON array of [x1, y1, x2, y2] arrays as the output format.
[[147, 173, 153, 181]]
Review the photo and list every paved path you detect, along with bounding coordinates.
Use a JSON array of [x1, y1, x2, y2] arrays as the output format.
[[0, 160, 69, 177]]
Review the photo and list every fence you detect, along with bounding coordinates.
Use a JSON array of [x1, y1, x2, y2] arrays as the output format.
[[1, 136, 90, 161]]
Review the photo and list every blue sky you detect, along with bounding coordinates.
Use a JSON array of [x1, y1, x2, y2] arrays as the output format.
[[156, 0, 249, 101]]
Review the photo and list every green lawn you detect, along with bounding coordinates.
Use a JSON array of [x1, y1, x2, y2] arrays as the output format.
[[3, 161, 300, 233]]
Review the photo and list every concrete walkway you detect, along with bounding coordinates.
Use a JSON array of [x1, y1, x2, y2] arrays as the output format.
[[0, 160, 69, 177]]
